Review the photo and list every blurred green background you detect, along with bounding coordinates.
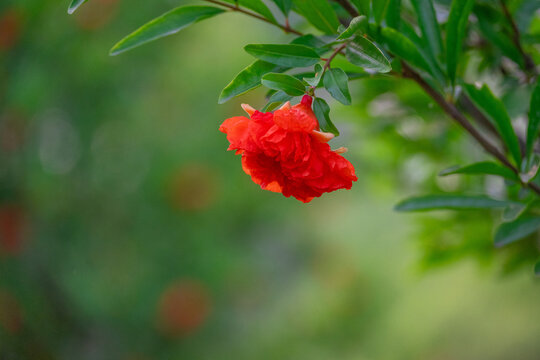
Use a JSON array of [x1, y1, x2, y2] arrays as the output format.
[[1, 0, 540, 359]]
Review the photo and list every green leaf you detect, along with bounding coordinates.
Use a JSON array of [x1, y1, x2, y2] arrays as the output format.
[[313, 97, 339, 136], [110, 6, 225, 56], [261, 73, 306, 96], [410, 0, 443, 60], [68, 0, 88, 14], [446, 0, 474, 85], [345, 36, 391, 73], [337, 16, 367, 40], [221, 0, 277, 23], [323, 68, 351, 105], [378, 27, 431, 74], [526, 78, 540, 162], [262, 91, 293, 111], [244, 44, 320, 67], [350, 0, 370, 17], [395, 194, 515, 212], [463, 83, 522, 166], [218, 61, 286, 104], [372, 0, 390, 24], [304, 64, 324, 87], [291, 0, 340, 34], [385, 0, 401, 29], [494, 217, 540, 247], [439, 162, 519, 181], [272, 0, 293, 16], [535, 261, 540, 276]]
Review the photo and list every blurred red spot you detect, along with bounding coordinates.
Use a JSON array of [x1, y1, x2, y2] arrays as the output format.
[[168, 164, 218, 211], [0, 204, 26, 256], [0, 9, 22, 51], [74, 0, 120, 30], [156, 280, 211, 338], [0, 290, 23, 334]]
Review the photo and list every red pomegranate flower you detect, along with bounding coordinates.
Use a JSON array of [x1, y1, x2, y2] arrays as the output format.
[[220, 95, 357, 203]]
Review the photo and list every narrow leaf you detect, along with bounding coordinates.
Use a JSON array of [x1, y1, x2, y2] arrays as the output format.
[[272, 0, 293, 16], [372, 0, 390, 24], [463, 83, 522, 166], [378, 27, 431, 74], [350, 0, 370, 17], [261, 73, 306, 96], [345, 36, 391, 73], [439, 161, 519, 181], [218, 61, 286, 104], [411, 0, 443, 59], [526, 78, 540, 161], [244, 44, 320, 67], [385, 0, 401, 29], [395, 194, 515, 212], [313, 97, 339, 136], [68, 0, 88, 14], [323, 68, 351, 105], [446, 0, 474, 84], [291, 0, 340, 34], [494, 216, 540, 247], [221, 0, 277, 23], [304, 64, 324, 87], [110, 6, 225, 55], [337, 16, 367, 40]]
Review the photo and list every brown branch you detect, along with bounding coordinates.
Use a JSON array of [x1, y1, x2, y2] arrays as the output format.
[[203, 0, 303, 36], [323, 43, 347, 71], [499, 0, 536, 74], [332, 0, 359, 18]]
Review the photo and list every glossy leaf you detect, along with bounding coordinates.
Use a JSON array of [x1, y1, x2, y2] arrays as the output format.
[[463, 84, 522, 166], [372, 0, 390, 24], [346, 36, 391, 73], [262, 91, 293, 111], [385, 0, 401, 29], [395, 194, 515, 212], [439, 162, 519, 181], [110, 6, 225, 56], [312, 97, 339, 136], [291, 0, 340, 34], [272, 0, 293, 16], [261, 73, 306, 96], [494, 217, 540, 247], [337, 16, 367, 40], [218, 61, 286, 104], [411, 0, 443, 59], [304, 64, 324, 87], [526, 78, 540, 161], [244, 44, 320, 67], [68, 0, 88, 14], [221, 0, 276, 23], [378, 27, 431, 74], [446, 0, 474, 84], [323, 68, 351, 105]]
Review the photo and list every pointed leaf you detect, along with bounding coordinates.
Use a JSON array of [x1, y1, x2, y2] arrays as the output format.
[[323, 68, 351, 105], [272, 0, 293, 16], [345, 36, 391, 73], [110, 6, 225, 55], [337, 16, 367, 40], [261, 73, 306, 96], [439, 162, 519, 181], [494, 216, 540, 247], [410, 0, 443, 59], [378, 27, 432, 74], [463, 83, 522, 166], [262, 91, 293, 111], [304, 64, 324, 87], [526, 78, 540, 161], [244, 44, 320, 67], [291, 0, 340, 34], [68, 0, 88, 14], [218, 61, 287, 104], [395, 194, 516, 212], [446, 0, 474, 84], [221, 0, 277, 23], [312, 97, 339, 136]]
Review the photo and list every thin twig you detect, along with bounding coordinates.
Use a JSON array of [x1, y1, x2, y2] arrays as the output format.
[[203, 0, 303, 36], [332, 0, 359, 18], [324, 43, 347, 71], [499, 0, 536, 74]]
